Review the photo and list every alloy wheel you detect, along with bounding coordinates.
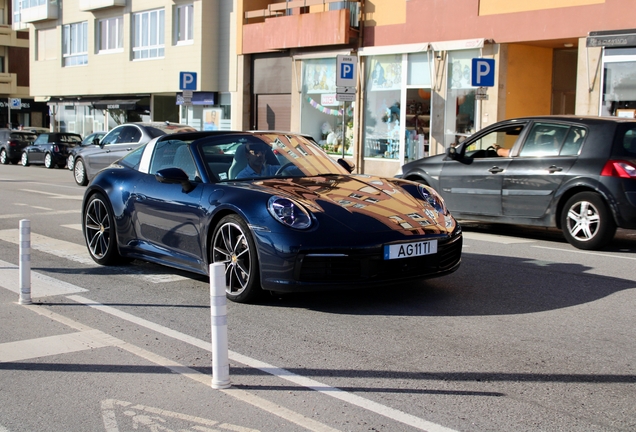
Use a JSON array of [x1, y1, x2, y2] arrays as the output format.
[[212, 221, 253, 297], [84, 197, 112, 260]]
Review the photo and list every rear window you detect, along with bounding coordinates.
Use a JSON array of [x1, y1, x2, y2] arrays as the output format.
[[615, 126, 636, 158]]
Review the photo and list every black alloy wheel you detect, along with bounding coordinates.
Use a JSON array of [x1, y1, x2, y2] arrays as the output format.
[[83, 193, 121, 265], [561, 192, 616, 250], [211, 214, 262, 303]]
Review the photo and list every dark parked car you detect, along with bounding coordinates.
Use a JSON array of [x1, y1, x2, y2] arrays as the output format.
[[73, 122, 196, 186], [398, 115, 636, 250], [82, 131, 462, 303], [67, 131, 106, 170], [21, 132, 82, 168], [0, 131, 37, 165]]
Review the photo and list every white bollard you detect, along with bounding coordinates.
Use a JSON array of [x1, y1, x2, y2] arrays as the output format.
[[19, 219, 32, 305], [210, 262, 231, 389]]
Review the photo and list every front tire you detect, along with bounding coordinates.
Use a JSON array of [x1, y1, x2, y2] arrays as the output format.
[[211, 215, 262, 303], [83, 193, 121, 265], [21, 152, 29, 167], [44, 153, 55, 169], [561, 192, 616, 250], [74, 158, 88, 186]]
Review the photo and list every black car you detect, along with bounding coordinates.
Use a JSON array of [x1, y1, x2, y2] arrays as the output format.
[[82, 131, 462, 303], [398, 115, 636, 250], [0, 131, 38, 165], [21, 132, 83, 168]]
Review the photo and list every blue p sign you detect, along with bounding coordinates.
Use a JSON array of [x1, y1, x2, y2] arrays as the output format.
[[180, 72, 197, 90], [341, 63, 354, 80], [471, 58, 495, 87]]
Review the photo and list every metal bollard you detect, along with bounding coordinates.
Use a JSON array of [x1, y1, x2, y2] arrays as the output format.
[[210, 262, 230, 389], [19, 219, 32, 305]]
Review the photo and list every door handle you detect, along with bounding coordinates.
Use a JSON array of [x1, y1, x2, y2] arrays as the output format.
[[134, 194, 147, 201], [489, 166, 504, 174], [548, 165, 563, 173]]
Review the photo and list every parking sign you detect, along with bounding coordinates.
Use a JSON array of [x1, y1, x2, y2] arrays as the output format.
[[336, 55, 357, 88], [471, 58, 495, 87], [179, 72, 197, 91]]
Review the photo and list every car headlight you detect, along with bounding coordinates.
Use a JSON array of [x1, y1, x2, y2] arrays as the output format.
[[418, 184, 447, 214], [268, 196, 312, 229]]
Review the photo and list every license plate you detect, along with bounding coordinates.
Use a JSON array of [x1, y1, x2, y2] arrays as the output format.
[[383, 240, 438, 260]]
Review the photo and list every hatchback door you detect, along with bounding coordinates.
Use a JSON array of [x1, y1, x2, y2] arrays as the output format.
[[438, 123, 527, 216], [502, 122, 584, 218]]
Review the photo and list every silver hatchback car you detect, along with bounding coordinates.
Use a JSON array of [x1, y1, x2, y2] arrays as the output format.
[[72, 122, 196, 185]]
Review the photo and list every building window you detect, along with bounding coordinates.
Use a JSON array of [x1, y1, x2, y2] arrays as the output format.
[[98, 16, 123, 53], [175, 4, 194, 44], [62, 22, 88, 67], [601, 47, 636, 117], [37, 28, 57, 61], [133, 9, 165, 60]]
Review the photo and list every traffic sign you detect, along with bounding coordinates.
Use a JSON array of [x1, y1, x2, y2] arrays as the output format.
[[336, 93, 355, 102], [471, 58, 495, 87], [179, 72, 197, 90], [336, 87, 356, 94], [336, 55, 357, 88], [10, 98, 21, 109]]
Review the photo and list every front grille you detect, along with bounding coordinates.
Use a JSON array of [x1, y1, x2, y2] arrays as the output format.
[[295, 235, 462, 283]]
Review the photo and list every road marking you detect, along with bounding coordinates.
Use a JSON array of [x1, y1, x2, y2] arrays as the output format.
[[533, 245, 636, 261], [0, 259, 87, 298], [67, 294, 458, 432], [61, 223, 82, 231], [0, 329, 112, 363], [462, 231, 535, 244], [20, 304, 339, 432], [101, 399, 260, 432], [0, 209, 79, 220], [0, 229, 187, 283], [20, 189, 84, 200]]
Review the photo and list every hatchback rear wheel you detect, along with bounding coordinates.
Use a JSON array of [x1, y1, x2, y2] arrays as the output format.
[[44, 153, 54, 169], [0, 149, 7, 165], [561, 192, 616, 250]]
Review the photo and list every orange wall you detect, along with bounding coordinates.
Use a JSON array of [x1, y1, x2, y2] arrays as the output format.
[[505, 44, 553, 119]]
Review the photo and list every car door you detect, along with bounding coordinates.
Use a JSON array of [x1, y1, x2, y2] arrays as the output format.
[[102, 125, 143, 163], [85, 126, 142, 173], [502, 122, 584, 218], [129, 140, 205, 269], [28, 133, 49, 163], [438, 123, 528, 216]]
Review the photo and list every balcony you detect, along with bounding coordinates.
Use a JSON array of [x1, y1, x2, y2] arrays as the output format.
[[0, 73, 17, 94], [79, 0, 126, 11], [243, 0, 360, 54], [19, 1, 59, 23]]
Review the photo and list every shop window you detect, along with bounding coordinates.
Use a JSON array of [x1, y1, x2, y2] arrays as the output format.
[[301, 58, 353, 157], [601, 48, 636, 117], [444, 49, 479, 148]]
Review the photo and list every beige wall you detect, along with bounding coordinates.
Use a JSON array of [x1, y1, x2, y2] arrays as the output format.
[[29, 0, 219, 98], [504, 44, 553, 119]]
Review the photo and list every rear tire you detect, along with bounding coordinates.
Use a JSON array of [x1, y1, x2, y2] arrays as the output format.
[[0, 149, 7, 165], [561, 192, 616, 250], [44, 153, 55, 169], [74, 158, 88, 186]]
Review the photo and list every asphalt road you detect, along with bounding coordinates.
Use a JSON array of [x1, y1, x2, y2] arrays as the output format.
[[1, 163, 635, 432]]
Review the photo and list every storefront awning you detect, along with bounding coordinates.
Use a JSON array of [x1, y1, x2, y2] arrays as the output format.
[[92, 99, 140, 110], [587, 29, 636, 48], [430, 38, 485, 51]]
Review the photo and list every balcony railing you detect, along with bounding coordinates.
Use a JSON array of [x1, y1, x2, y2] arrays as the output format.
[[245, 0, 359, 28], [79, 0, 126, 12], [16, 0, 59, 23]]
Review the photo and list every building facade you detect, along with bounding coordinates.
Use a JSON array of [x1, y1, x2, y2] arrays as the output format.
[[15, 0, 636, 177]]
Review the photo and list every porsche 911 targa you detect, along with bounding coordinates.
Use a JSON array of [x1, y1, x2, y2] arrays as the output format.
[[82, 131, 462, 303]]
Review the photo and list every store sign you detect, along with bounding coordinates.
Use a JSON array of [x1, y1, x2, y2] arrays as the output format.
[[321, 94, 338, 107], [587, 33, 636, 47]]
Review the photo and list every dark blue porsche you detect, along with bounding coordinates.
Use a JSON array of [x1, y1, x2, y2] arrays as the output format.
[[82, 131, 462, 303]]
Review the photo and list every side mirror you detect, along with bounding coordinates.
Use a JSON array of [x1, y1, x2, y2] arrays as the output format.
[[93, 137, 101, 145], [337, 158, 355, 173], [446, 146, 458, 160], [155, 167, 195, 193]]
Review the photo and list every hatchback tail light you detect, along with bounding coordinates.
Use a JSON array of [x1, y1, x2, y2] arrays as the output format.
[[52, 145, 59, 152], [600, 160, 636, 179], [8, 140, 17, 147]]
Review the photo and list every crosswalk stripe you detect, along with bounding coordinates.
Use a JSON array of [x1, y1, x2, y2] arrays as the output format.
[[0, 259, 87, 298]]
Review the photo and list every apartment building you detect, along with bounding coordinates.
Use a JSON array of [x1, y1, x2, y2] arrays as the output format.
[[19, 0, 236, 137], [1, 0, 47, 128], [15, 0, 636, 177]]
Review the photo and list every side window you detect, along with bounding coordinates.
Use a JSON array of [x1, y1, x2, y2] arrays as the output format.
[[464, 125, 524, 158], [100, 128, 123, 145], [561, 126, 587, 156], [34, 134, 48, 144], [116, 126, 140, 143], [519, 123, 570, 157], [148, 140, 198, 182]]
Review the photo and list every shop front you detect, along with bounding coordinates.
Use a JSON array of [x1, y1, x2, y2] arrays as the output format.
[[177, 92, 231, 131], [588, 29, 636, 118]]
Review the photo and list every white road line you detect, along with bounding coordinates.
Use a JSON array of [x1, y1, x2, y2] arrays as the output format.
[[67, 294, 458, 432], [21, 304, 340, 432], [533, 245, 636, 261], [462, 231, 535, 244], [0, 329, 113, 363], [0, 259, 87, 298], [0, 209, 79, 220], [20, 189, 84, 200], [61, 223, 82, 231], [0, 229, 187, 283]]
